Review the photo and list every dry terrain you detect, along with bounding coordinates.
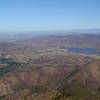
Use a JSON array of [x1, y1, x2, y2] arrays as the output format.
[[0, 34, 100, 100]]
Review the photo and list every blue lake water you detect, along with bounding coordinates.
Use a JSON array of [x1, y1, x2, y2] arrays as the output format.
[[65, 48, 100, 55]]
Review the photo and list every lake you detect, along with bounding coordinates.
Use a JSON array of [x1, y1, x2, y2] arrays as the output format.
[[65, 48, 100, 55]]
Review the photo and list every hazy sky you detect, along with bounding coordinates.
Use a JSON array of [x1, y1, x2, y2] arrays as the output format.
[[0, 0, 100, 31]]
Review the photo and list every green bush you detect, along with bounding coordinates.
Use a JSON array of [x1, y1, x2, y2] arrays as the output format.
[[0, 55, 24, 76]]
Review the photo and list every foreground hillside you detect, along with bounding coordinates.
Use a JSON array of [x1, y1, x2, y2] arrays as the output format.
[[2, 84, 100, 100], [0, 50, 100, 99]]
